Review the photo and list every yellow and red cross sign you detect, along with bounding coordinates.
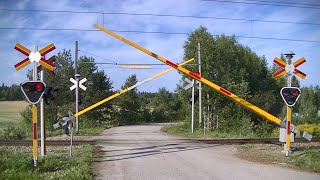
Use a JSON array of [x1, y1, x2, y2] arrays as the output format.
[[37, 56, 56, 79], [273, 57, 306, 79], [14, 43, 56, 71]]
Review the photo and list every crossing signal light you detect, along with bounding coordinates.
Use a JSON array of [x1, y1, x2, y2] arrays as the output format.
[[21, 81, 46, 104], [43, 87, 59, 105], [280, 87, 301, 107]]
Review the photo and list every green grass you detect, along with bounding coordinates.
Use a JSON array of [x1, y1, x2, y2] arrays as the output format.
[[0, 101, 28, 128], [161, 123, 255, 139], [237, 144, 320, 172], [0, 145, 94, 179], [291, 150, 320, 171]]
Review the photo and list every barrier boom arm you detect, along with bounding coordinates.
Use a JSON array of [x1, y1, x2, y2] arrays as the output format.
[[74, 58, 194, 117], [94, 24, 282, 126]]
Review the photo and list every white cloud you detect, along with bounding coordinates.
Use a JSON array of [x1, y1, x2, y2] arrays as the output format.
[[1, 0, 319, 92]]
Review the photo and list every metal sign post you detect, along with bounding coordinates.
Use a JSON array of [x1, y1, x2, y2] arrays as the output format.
[[40, 56, 45, 157], [14, 43, 56, 166], [70, 75, 86, 151], [285, 52, 293, 157], [273, 51, 307, 157], [184, 78, 200, 133], [32, 46, 38, 166]]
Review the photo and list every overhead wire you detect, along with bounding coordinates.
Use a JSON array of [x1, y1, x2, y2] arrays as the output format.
[[1, 27, 319, 43], [0, 8, 319, 26], [201, 0, 320, 9], [79, 49, 199, 67], [240, 0, 320, 7]]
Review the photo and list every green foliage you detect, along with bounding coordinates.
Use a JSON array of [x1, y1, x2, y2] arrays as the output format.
[[151, 87, 181, 122], [0, 83, 24, 101], [296, 124, 320, 136], [162, 124, 256, 138], [78, 56, 113, 125], [0, 145, 93, 179], [178, 26, 282, 136], [0, 125, 26, 140], [294, 86, 320, 124], [115, 74, 143, 125], [290, 150, 320, 171]]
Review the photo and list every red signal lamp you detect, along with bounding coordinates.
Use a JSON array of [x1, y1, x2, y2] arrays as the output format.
[[35, 83, 44, 91], [21, 81, 46, 104]]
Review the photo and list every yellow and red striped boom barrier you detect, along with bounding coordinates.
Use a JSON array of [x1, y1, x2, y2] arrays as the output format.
[[74, 58, 194, 117], [94, 23, 283, 125]]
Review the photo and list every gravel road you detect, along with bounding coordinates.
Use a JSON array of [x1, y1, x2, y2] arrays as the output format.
[[92, 124, 320, 180]]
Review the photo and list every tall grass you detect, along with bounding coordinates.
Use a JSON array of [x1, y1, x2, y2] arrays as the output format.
[[0, 145, 93, 179]]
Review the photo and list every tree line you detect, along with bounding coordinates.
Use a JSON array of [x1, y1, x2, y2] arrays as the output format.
[[0, 83, 24, 101]]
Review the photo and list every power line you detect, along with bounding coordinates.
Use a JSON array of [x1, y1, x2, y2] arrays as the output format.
[[0, 9, 319, 26], [79, 49, 199, 66], [242, 0, 320, 7], [201, 0, 320, 9], [78, 49, 117, 64], [1, 27, 319, 43]]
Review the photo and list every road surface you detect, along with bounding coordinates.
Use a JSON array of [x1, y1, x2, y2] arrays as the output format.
[[92, 124, 320, 180]]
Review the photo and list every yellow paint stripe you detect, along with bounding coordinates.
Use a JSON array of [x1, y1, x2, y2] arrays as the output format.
[[32, 105, 37, 159], [39, 43, 55, 55], [94, 24, 282, 125], [294, 71, 306, 79], [74, 58, 194, 117], [15, 59, 31, 71], [273, 57, 286, 67], [15, 43, 31, 55], [39, 60, 55, 71], [286, 107, 291, 152], [293, 57, 305, 67], [273, 69, 287, 79]]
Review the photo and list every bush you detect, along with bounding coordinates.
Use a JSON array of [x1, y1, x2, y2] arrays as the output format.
[[271, 123, 320, 137], [0, 125, 26, 140], [296, 124, 320, 137]]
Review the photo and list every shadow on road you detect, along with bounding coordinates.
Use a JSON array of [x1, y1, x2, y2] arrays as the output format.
[[92, 142, 221, 162]]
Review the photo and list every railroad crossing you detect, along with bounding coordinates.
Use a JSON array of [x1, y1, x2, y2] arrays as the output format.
[[93, 24, 312, 144]]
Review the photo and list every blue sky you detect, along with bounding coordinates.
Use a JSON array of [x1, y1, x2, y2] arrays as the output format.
[[0, 0, 319, 92]]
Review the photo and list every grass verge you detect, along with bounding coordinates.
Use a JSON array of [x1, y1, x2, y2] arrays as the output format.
[[237, 143, 320, 172], [161, 123, 255, 139], [0, 145, 94, 179]]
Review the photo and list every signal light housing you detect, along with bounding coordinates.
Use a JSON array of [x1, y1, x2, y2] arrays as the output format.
[[280, 87, 301, 107], [21, 81, 46, 104]]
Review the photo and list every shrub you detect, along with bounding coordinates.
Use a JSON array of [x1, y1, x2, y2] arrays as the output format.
[[296, 124, 320, 137], [0, 125, 26, 140]]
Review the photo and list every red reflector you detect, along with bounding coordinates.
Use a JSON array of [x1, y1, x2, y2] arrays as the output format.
[[33, 123, 37, 139], [220, 88, 231, 96], [165, 60, 178, 69], [293, 89, 300, 96], [35, 83, 44, 91]]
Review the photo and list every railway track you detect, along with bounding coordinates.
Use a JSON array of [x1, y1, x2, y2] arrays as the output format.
[[197, 137, 320, 144], [0, 137, 319, 146], [0, 140, 96, 146]]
